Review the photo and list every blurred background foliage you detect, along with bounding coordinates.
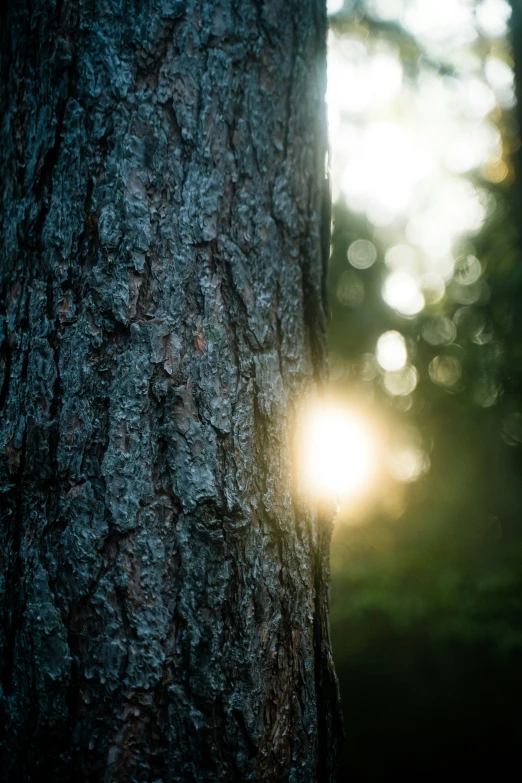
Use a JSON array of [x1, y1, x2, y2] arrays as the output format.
[[325, 0, 522, 777]]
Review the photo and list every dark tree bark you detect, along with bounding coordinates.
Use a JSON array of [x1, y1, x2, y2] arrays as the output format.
[[506, 2, 522, 360], [510, 0, 522, 207], [0, 1, 342, 781]]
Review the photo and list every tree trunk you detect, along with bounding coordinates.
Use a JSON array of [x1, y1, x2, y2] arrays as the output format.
[[510, 0, 522, 206], [0, 1, 342, 781], [506, 2, 522, 364]]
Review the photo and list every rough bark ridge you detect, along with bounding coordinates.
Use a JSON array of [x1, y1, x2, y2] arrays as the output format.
[[0, 1, 342, 780]]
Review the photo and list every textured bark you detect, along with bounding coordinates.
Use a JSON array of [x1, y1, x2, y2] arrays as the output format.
[[511, 1, 522, 211], [0, 1, 342, 781]]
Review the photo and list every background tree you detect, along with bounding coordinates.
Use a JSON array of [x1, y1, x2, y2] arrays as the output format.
[[0, 1, 342, 781]]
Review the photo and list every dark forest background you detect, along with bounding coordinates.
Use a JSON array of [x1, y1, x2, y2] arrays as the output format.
[[326, 1, 522, 778]]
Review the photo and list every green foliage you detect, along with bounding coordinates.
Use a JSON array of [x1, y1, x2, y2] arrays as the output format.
[[327, 1, 522, 776]]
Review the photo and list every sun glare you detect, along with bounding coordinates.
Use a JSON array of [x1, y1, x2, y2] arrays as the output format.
[[299, 403, 378, 504]]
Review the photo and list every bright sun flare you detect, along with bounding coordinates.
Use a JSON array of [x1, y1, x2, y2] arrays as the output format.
[[299, 403, 378, 503]]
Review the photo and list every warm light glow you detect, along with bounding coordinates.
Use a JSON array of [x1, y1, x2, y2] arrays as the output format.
[[482, 155, 509, 182], [407, 178, 486, 262], [327, 0, 344, 15], [476, 0, 511, 39], [327, 37, 403, 121], [485, 57, 514, 91], [376, 331, 407, 372], [387, 446, 430, 482], [419, 273, 446, 304], [383, 271, 425, 315], [340, 121, 433, 226], [385, 243, 419, 273], [403, 0, 477, 48], [383, 365, 418, 396], [299, 403, 378, 503]]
